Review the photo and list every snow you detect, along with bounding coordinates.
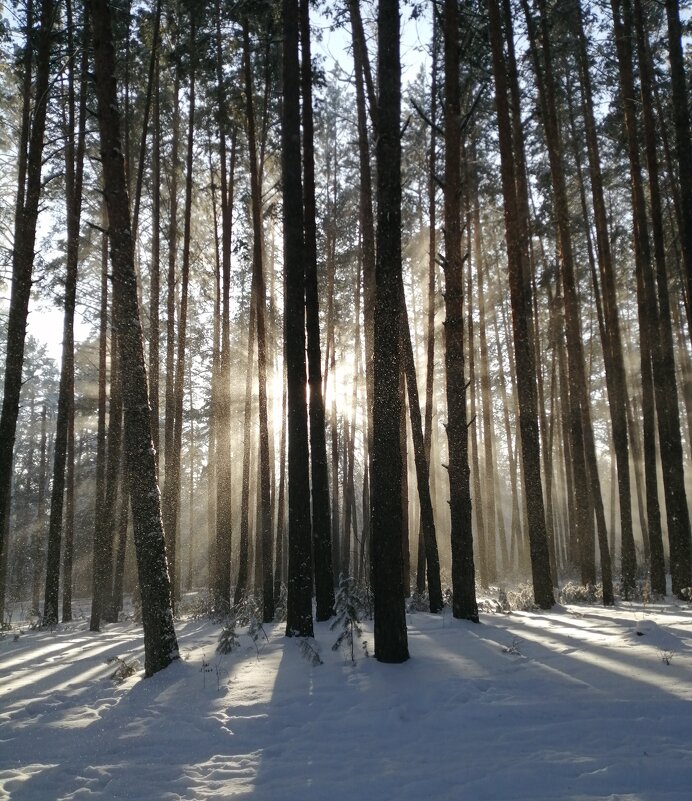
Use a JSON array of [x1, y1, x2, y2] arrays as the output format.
[[1, 598, 691, 800]]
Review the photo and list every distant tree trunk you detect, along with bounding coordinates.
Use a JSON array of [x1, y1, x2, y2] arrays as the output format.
[[634, 0, 692, 594], [274, 374, 287, 599], [400, 280, 443, 612], [443, 0, 478, 621], [163, 48, 180, 540], [61, 396, 75, 622], [371, 0, 409, 661], [214, 114, 236, 612], [149, 60, 161, 469], [487, 0, 554, 607], [610, 0, 678, 594], [32, 404, 48, 615], [242, 20, 273, 622], [301, 0, 335, 621], [570, 0, 637, 592], [44, 0, 87, 626], [162, 14, 197, 608], [399, 372, 410, 591], [418, 18, 439, 596], [473, 176, 502, 581], [0, 0, 54, 623], [664, 0, 692, 333], [88, 0, 178, 676], [349, 0, 376, 522], [283, 0, 313, 638], [234, 293, 256, 607], [111, 449, 129, 615], [467, 213, 489, 588], [90, 327, 122, 630]]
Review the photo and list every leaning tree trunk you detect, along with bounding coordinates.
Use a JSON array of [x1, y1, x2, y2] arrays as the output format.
[[87, 0, 178, 677]]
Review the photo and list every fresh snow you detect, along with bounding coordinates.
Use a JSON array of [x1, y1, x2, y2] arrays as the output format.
[[1, 599, 691, 800]]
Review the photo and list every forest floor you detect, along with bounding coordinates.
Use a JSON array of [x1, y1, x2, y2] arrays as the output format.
[[1, 593, 691, 800]]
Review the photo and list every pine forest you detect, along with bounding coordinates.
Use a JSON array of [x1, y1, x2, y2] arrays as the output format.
[[1, 0, 692, 797]]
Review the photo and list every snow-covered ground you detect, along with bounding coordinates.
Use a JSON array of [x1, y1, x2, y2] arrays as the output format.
[[1, 597, 691, 800]]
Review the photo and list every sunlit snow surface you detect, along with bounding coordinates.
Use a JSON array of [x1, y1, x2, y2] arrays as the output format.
[[1, 599, 691, 800]]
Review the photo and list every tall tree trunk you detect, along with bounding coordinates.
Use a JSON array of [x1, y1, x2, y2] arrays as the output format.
[[212, 0, 236, 613], [301, 0, 335, 621], [442, 0, 479, 621], [88, 0, 178, 676], [487, 0, 554, 606], [418, 17, 439, 596], [234, 293, 256, 607], [523, 0, 613, 602], [0, 0, 54, 622], [371, 0, 409, 661], [32, 404, 48, 615], [43, 0, 87, 626], [90, 326, 122, 630], [400, 281, 443, 611], [283, 0, 313, 638], [242, 20, 274, 622], [570, 0, 637, 592], [665, 0, 692, 333], [162, 14, 197, 608], [149, 60, 161, 469], [634, 0, 692, 594], [610, 0, 676, 594]]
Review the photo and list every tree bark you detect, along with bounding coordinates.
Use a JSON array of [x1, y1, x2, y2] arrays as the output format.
[[283, 0, 313, 638], [301, 0, 335, 621], [371, 0, 409, 661], [88, 0, 178, 676], [487, 0, 554, 607], [0, 0, 54, 623]]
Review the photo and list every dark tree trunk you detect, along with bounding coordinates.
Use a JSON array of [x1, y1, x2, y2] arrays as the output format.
[[665, 0, 692, 333], [634, 0, 692, 594], [570, 0, 637, 592], [242, 20, 274, 622], [371, 0, 409, 662], [44, 0, 87, 627], [33, 404, 48, 615], [443, 0, 478, 621], [418, 17, 439, 596], [300, 0, 335, 621], [90, 326, 122, 630], [214, 118, 236, 614], [487, 0, 554, 607], [87, 0, 178, 676], [610, 0, 680, 594], [400, 281, 443, 612], [0, 0, 54, 623], [161, 14, 197, 608], [283, 0, 313, 638]]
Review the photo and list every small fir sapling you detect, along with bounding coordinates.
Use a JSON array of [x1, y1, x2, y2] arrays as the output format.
[[216, 623, 240, 655], [299, 638, 324, 666], [331, 575, 365, 663], [215, 593, 268, 658]]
